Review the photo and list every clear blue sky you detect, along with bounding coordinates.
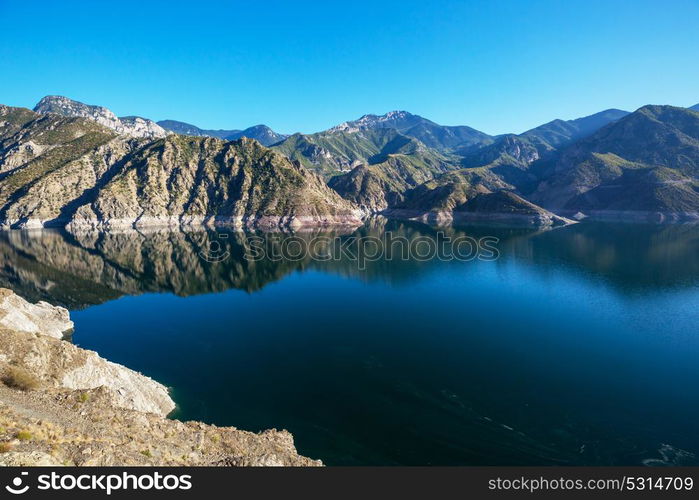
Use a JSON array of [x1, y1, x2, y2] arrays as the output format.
[[1, 0, 697, 135]]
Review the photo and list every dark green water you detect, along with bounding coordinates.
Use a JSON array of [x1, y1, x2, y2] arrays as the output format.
[[2, 220, 698, 465]]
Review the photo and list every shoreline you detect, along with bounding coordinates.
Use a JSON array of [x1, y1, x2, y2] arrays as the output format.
[[2, 208, 698, 235], [0, 289, 321, 467], [380, 209, 576, 227], [1, 213, 366, 232]]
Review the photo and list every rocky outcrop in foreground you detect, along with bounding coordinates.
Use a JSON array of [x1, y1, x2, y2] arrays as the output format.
[[0, 289, 320, 466], [0, 289, 73, 339]]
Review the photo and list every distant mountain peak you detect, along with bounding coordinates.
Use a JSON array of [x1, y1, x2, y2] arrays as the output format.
[[235, 124, 289, 146], [34, 95, 168, 139], [35, 95, 119, 124], [329, 110, 423, 133], [156, 119, 238, 139], [156, 120, 287, 146], [689, 103, 699, 111], [521, 108, 630, 148]]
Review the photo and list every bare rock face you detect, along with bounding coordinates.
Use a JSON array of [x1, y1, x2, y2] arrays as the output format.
[[60, 354, 176, 416], [33, 96, 169, 139], [119, 116, 171, 139], [65, 135, 364, 231], [329, 110, 420, 133], [0, 288, 73, 339]]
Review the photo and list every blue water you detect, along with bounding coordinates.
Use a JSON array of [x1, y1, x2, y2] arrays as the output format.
[[2, 221, 698, 465]]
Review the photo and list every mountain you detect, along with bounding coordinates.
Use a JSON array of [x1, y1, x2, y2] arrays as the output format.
[[155, 119, 237, 139], [273, 128, 458, 178], [157, 120, 287, 146], [8, 97, 699, 227], [69, 134, 359, 230], [387, 186, 571, 227], [449, 191, 571, 226], [330, 110, 427, 133], [324, 108, 631, 215], [0, 105, 362, 230], [453, 109, 632, 190], [395, 108, 635, 207], [690, 104, 699, 111], [531, 105, 699, 220], [521, 109, 630, 149], [328, 110, 493, 153], [33, 96, 168, 139], [0, 104, 125, 227], [273, 131, 374, 176], [273, 127, 462, 211], [327, 151, 458, 212], [394, 168, 511, 213], [272, 112, 494, 210], [457, 134, 547, 194], [228, 125, 288, 146], [348, 106, 696, 224]]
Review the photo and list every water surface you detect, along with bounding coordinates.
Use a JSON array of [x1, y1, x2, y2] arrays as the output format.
[[1, 220, 698, 465]]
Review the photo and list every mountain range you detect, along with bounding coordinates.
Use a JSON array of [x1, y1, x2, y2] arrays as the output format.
[[156, 120, 288, 146], [0, 101, 360, 230], [1, 95, 697, 230]]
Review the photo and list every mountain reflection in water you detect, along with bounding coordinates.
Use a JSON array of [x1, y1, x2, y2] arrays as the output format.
[[1, 219, 697, 309], [1, 219, 698, 466]]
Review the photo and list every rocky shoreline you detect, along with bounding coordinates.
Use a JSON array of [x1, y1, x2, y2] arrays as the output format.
[[0, 289, 320, 466], [3, 213, 366, 232], [382, 209, 575, 227]]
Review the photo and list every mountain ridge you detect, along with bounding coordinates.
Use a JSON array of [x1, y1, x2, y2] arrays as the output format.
[[0, 104, 362, 230], [521, 108, 630, 149], [530, 104, 699, 220], [328, 110, 493, 153], [33, 96, 169, 139], [6, 96, 699, 228], [157, 120, 288, 146], [349, 105, 699, 223], [324, 107, 634, 215]]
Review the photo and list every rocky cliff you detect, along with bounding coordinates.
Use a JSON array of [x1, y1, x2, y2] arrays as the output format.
[[0, 105, 362, 230], [0, 289, 320, 466], [68, 135, 363, 230], [34, 96, 169, 139]]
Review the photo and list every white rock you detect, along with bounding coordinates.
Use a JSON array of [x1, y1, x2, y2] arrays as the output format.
[[0, 289, 73, 339], [33, 96, 170, 139], [0, 288, 175, 416], [62, 353, 175, 416]]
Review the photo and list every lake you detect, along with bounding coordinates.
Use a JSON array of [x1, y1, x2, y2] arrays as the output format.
[[1, 220, 698, 465]]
